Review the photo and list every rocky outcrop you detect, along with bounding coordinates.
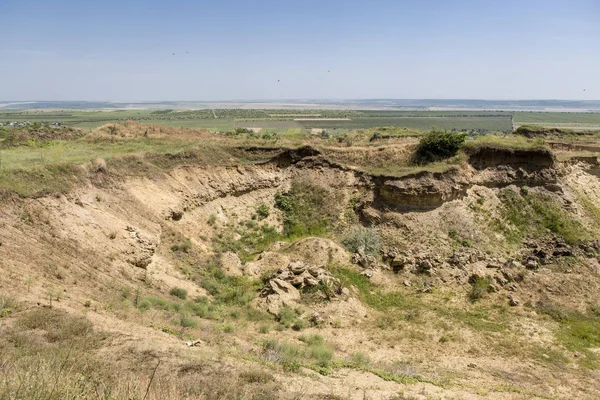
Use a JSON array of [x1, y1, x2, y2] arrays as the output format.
[[256, 261, 342, 315], [468, 146, 555, 169], [376, 169, 468, 211]]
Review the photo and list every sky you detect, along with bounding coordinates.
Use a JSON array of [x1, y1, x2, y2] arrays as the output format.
[[1, 0, 599, 101]]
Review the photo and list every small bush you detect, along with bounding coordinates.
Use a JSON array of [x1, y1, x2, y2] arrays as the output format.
[[277, 307, 297, 328], [256, 204, 270, 220], [291, 319, 307, 331], [309, 344, 334, 368], [177, 314, 197, 328], [299, 334, 324, 346], [259, 324, 271, 334], [137, 299, 152, 311], [262, 339, 301, 372], [413, 128, 467, 164], [208, 214, 217, 226], [0, 296, 17, 318], [240, 370, 275, 384], [274, 180, 343, 238], [171, 238, 192, 253], [469, 276, 493, 302], [170, 287, 188, 300], [17, 309, 93, 342], [341, 226, 381, 256], [351, 352, 371, 367]]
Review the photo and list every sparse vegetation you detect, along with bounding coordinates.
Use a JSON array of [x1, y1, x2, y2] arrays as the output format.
[[275, 179, 343, 238]]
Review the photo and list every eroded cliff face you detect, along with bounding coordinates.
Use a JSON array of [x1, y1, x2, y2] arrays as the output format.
[[2, 144, 600, 399], [0, 145, 567, 295]]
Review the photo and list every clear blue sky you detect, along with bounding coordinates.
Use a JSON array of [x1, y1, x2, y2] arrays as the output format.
[[1, 0, 598, 101]]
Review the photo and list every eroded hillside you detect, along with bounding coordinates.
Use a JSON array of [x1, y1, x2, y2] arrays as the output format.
[[1, 126, 600, 399]]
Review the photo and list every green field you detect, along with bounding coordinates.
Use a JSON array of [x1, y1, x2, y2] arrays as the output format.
[[514, 112, 600, 131], [2, 109, 599, 133], [295, 116, 513, 131]]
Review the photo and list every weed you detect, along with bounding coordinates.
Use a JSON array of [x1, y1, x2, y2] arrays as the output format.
[[259, 324, 271, 334], [333, 267, 412, 311], [537, 300, 600, 368], [299, 334, 324, 346], [262, 339, 301, 372], [239, 370, 274, 384]]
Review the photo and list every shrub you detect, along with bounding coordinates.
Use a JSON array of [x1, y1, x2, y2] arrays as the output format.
[[341, 226, 381, 256], [0, 296, 17, 318], [291, 319, 307, 331], [171, 238, 192, 253], [351, 352, 371, 367], [259, 324, 271, 334], [256, 204, 270, 220], [17, 309, 93, 342], [277, 307, 297, 328], [299, 334, 324, 346], [177, 314, 197, 328], [170, 287, 188, 300], [275, 180, 343, 238], [208, 214, 217, 226], [308, 344, 334, 368], [262, 339, 301, 372], [469, 276, 493, 302], [413, 128, 467, 164]]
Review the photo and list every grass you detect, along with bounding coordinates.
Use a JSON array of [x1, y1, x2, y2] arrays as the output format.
[[0, 139, 266, 197], [261, 337, 335, 372], [212, 222, 282, 262], [464, 133, 549, 151], [333, 267, 415, 311], [1, 308, 282, 399], [275, 179, 344, 239], [537, 301, 600, 369], [495, 188, 588, 245], [335, 267, 509, 334]]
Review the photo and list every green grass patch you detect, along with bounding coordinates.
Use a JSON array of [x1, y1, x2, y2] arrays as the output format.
[[495, 188, 588, 245], [213, 223, 282, 263], [275, 179, 343, 239], [537, 301, 600, 369]]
